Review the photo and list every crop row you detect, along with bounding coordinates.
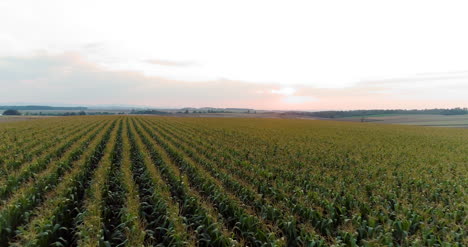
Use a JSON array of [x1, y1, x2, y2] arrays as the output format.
[[142, 117, 467, 246], [0, 119, 115, 245], [0, 116, 465, 246]]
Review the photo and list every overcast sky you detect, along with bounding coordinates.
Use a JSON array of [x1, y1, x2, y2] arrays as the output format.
[[1, 0, 467, 110]]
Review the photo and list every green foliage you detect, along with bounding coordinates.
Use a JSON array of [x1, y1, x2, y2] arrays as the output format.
[[0, 116, 466, 246], [2, 109, 21, 115], [294, 107, 468, 118]]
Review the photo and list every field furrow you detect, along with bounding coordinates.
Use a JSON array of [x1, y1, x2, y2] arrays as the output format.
[[0, 119, 82, 172], [143, 119, 326, 246], [0, 120, 106, 204], [77, 120, 121, 247], [0, 120, 99, 180], [133, 119, 240, 246], [0, 115, 465, 247], [0, 120, 114, 245], [135, 119, 282, 247], [10, 120, 117, 247]]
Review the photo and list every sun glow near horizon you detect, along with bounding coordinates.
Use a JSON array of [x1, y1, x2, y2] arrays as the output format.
[[0, 0, 467, 110]]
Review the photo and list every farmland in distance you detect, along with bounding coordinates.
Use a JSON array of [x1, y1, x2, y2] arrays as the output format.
[[0, 116, 466, 246]]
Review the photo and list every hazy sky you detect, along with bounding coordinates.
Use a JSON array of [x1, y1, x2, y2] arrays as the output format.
[[1, 0, 467, 110]]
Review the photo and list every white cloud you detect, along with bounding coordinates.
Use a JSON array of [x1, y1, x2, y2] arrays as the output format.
[[1, 0, 468, 89], [271, 88, 296, 96], [283, 96, 316, 104], [0, 1, 467, 110], [0, 53, 466, 110]]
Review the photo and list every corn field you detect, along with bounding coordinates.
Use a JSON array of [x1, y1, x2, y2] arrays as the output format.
[[0, 116, 466, 246]]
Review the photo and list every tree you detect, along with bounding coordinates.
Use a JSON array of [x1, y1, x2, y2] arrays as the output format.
[[2, 109, 21, 115]]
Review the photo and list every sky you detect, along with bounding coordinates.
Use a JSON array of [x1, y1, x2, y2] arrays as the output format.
[[0, 0, 467, 110]]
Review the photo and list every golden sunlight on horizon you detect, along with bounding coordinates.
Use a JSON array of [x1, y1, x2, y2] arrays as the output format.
[[0, 0, 467, 110]]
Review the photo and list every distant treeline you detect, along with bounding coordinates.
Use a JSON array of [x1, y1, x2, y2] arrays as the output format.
[[130, 109, 255, 114], [25, 111, 118, 116], [178, 110, 237, 114], [130, 109, 170, 115], [0, 105, 87, 110], [299, 108, 468, 118]]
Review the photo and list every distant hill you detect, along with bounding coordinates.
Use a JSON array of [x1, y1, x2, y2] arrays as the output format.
[[0, 105, 88, 111], [285, 108, 468, 118]]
